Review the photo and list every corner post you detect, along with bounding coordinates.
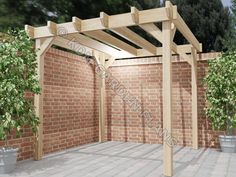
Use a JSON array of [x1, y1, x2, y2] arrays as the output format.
[[34, 37, 54, 160], [99, 53, 106, 142], [34, 39, 44, 160], [162, 17, 173, 177], [191, 47, 198, 149]]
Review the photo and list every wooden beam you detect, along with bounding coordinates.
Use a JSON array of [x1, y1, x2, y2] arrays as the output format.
[[139, 7, 169, 24], [53, 36, 93, 56], [177, 49, 192, 65], [162, 20, 173, 177], [47, 21, 57, 35], [97, 8, 156, 55], [133, 44, 192, 58], [81, 17, 106, 32], [54, 35, 194, 59], [131, 7, 139, 24], [28, 7, 169, 39], [173, 13, 202, 52], [63, 33, 134, 58], [84, 30, 137, 56], [140, 23, 178, 54], [140, 2, 201, 53], [112, 27, 157, 55], [191, 47, 198, 149], [165, 1, 177, 20], [131, 6, 176, 54], [98, 53, 106, 142], [140, 23, 163, 43], [175, 44, 194, 54]]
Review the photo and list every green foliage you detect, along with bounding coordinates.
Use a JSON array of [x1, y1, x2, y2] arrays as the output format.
[[169, 0, 231, 52], [0, 30, 40, 144], [204, 52, 236, 134], [224, 0, 236, 51], [0, 0, 50, 32]]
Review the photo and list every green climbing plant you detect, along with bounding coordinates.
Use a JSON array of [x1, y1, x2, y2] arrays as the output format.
[[204, 52, 236, 135], [0, 30, 40, 146]]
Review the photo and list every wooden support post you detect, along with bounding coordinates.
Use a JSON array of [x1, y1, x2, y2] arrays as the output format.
[[191, 47, 198, 149], [34, 39, 44, 160], [98, 53, 106, 143], [162, 20, 173, 176], [34, 37, 54, 160], [93, 52, 114, 143]]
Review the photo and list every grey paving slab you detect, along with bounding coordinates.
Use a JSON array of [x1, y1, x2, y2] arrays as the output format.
[[0, 142, 234, 177]]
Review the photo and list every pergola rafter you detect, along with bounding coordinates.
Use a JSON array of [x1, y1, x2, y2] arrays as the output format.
[[25, 1, 202, 176]]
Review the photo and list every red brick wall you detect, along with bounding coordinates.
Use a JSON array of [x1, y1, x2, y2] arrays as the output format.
[[43, 48, 99, 155], [105, 52, 223, 148], [0, 48, 99, 160], [0, 49, 222, 161]]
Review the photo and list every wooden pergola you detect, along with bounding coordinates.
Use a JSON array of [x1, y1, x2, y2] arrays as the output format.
[[25, 1, 202, 176]]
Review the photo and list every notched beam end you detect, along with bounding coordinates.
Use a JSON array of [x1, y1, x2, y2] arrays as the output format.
[[25, 25, 34, 38], [165, 1, 173, 8], [165, 1, 177, 20], [199, 44, 203, 52], [47, 21, 57, 35], [72, 17, 82, 31], [131, 7, 139, 24], [100, 12, 109, 28], [172, 6, 178, 19]]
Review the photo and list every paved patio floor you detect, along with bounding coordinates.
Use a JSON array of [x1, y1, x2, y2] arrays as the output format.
[[1, 141, 236, 177]]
